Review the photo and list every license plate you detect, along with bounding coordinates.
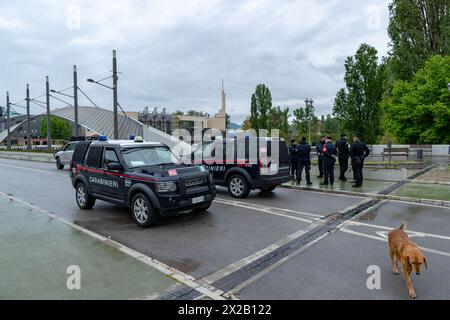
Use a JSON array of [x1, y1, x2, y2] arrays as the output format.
[[192, 196, 205, 204]]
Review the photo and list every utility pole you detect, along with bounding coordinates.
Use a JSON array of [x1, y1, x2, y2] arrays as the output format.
[[26, 84, 32, 150], [73, 65, 79, 137], [6, 92, 11, 149], [46, 76, 52, 151], [305, 98, 314, 144], [112, 50, 119, 139]]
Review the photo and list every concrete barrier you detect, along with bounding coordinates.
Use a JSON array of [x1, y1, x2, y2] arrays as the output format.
[[0, 151, 55, 163]]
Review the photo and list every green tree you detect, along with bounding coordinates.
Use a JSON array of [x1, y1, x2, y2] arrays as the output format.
[[333, 43, 385, 144], [226, 113, 231, 129], [388, 0, 450, 81], [293, 104, 317, 140], [250, 84, 272, 130], [186, 110, 206, 117], [322, 114, 342, 138], [382, 55, 450, 144], [268, 106, 290, 140], [40, 116, 72, 140]]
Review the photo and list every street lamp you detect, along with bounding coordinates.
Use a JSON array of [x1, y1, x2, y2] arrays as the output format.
[[86, 50, 119, 139], [305, 98, 314, 144]]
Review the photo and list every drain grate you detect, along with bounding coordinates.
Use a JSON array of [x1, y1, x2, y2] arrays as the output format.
[[162, 199, 379, 300], [407, 164, 438, 180]]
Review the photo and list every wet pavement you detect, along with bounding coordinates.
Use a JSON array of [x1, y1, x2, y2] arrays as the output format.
[[1, 157, 449, 300], [0, 194, 178, 299]]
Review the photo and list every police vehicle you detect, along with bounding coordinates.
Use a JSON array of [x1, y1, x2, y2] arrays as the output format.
[[70, 136, 216, 227], [194, 137, 291, 198]]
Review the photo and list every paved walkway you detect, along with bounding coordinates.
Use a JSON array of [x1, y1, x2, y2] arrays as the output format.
[[0, 195, 179, 299]]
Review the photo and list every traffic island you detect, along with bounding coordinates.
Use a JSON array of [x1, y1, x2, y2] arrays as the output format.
[[0, 194, 180, 300]]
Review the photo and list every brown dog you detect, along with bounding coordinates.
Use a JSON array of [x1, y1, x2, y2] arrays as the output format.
[[388, 222, 427, 299]]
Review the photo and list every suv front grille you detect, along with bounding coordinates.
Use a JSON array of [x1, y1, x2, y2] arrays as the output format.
[[184, 176, 207, 188]]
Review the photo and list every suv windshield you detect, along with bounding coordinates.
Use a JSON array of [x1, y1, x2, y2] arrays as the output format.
[[122, 146, 181, 168]]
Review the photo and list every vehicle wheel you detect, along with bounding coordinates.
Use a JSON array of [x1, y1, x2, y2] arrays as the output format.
[[131, 193, 159, 228], [260, 186, 277, 193], [227, 174, 250, 199], [56, 157, 64, 170], [75, 182, 95, 209], [193, 201, 212, 213]]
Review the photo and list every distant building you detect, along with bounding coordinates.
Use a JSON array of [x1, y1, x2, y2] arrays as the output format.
[[138, 107, 174, 134], [139, 83, 227, 135]]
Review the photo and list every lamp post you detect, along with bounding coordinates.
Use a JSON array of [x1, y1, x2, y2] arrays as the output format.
[[73, 65, 79, 137], [87, 50, 119, 139], [305, 98, 314, 144], [6, 92, 11, 149], [26, 84, 32, 150], [46, 76, 52, 151]]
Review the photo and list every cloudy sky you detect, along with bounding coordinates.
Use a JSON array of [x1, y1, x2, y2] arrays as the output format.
[[0, 0, 391, 124]]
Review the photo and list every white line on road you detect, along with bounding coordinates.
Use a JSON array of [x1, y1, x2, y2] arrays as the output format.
[[214, 198, 318, 223], [341, 228, 450, 258]]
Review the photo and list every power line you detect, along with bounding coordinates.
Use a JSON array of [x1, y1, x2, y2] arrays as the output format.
[[77, 86, 99, 108]]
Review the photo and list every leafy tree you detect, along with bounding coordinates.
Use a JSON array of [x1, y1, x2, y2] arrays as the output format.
[[241, 117, 252, 131], [382, 55, 450, 144], [388, 0, 450, 81], [173, 110, 184, 116], [322, 114, 342, 138], [250, 84, 272, 130], [333, 43, 385, 144], [226, 113, 231, 129], [40, 116, 72, 140], [293, 104, 319, 141], [186, 110, 206, 117]]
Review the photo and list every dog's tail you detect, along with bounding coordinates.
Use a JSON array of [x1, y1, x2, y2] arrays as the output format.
[[399, 221, 407, 231]]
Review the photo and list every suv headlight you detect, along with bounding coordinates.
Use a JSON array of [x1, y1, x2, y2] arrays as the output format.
[[155, 181, 177, 193]]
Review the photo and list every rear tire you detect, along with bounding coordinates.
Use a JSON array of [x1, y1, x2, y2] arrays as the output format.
[[75, 182, 95, 209], [131, 193, 159, 228], [227, 174, 251, 199], [193, 201, 212, 213], [56, 157, 64, 170]]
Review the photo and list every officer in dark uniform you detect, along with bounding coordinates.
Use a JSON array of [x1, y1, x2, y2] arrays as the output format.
[[349, 135, 371, 188], [289, 140, 298, 180], [335, 134, 350, 182], [316, 136, 326, 179], [321, 137, 337, 186], [296, 137, 312, 185]]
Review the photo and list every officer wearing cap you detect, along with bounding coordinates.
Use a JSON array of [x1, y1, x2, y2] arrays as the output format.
[[321, 137, 337, 186]]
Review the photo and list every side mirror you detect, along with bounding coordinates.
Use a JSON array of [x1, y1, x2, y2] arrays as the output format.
[[106, 162, 123, 171]]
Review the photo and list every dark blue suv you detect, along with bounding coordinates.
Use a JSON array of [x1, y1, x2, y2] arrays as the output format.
[[70, 138, 216, 227]]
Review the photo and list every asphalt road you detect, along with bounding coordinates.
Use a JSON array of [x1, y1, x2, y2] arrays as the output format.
[[1, 158, 449, 300]]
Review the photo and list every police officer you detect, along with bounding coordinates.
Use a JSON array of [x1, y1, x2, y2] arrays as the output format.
[[296, 137, 313, 185], [335, 134, 350, 182], [349, 135, 371, 188], [316, 136, 326, 179], [289, 140, 298, 180], [321, 137, 337, 186]]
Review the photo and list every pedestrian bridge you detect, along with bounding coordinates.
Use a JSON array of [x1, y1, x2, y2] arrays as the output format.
[[0, 106, 144, 143]]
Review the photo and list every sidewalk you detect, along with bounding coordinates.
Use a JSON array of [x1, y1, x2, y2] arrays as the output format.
[[0, 195, 179, 300]]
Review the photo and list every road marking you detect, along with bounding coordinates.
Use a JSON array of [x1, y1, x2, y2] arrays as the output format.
[[341, 228, 450, 258], [347, 221, 450, 241], [214, 198, 316, 223], [0, 191, 225, 301]]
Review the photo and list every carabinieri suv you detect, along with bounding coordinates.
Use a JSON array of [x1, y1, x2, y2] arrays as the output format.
[[70, 137, 216, 227]]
